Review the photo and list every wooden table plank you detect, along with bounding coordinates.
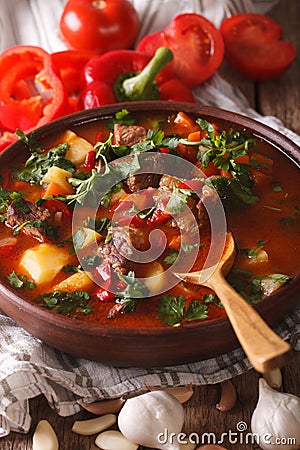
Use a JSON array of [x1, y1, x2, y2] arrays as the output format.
[[258, 0, 300, 134], [1, 0, 299, 449]]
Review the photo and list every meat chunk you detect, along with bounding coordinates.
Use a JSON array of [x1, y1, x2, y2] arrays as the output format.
[[113, 124, 164, 192], [98, 226, 148, 274], [126, 153, 164, 192], [114, 124, 147, 147], [6, 199, 54, 242], [197, 180, 219, 229]]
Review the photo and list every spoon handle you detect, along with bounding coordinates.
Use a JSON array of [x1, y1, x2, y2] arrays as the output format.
[[206, 272, 290, 373]]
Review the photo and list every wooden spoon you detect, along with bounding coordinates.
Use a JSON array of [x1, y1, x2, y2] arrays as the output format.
[[175, 232, 290, 373]]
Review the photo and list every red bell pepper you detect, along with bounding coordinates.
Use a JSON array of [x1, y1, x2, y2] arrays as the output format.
[[51, 50, 95, 113], [42, 199, 72, 217], [80, 47, 196, 107], [0, 45, 69, 139], [83, 150, 97, 171]]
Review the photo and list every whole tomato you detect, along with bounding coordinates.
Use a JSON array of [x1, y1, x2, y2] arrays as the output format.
[[60, 0, 139, 54]]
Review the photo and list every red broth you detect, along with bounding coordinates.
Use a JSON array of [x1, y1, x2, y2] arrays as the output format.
[[0, 110, 299, 328]]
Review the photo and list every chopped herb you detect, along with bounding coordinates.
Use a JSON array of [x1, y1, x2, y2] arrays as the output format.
[[8, 271, 36, 290], [185, 301, 208, 322], [158, 295, 208, 326], [95, 132, 130, 161], [181, 242, 199, 253], [228, 270, 291, 304], [272, 185, 283, 192], [263, 205, 282, 212], [83, 217, 111, 234], [203, 293, 223, 308], [115, 271, 150, 314], [12, 219, 59, 240], [208, 176, 259, 208], [67, 154, 138, 208], [41, 290, 92, 315], [82, 255, 102, 269], [186, 119, 259, 208], [167, 185, 192, 214], [163, 251, 179, 265], [106, 109, 136, 129], [16, 129, 43, 154], [239, 240, 267, 259], [62, 264, 82, 274], [14, 143, 74, 184]]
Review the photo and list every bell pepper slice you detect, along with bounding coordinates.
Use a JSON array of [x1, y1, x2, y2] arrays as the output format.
[[51, 50, 95, 113], [0, 45, 69, 134], [80, 47, 195, 107]]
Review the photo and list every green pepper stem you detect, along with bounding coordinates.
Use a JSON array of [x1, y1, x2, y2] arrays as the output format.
[[122, 47, 173, 101]]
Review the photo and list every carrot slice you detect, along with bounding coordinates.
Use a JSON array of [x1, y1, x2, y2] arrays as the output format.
[[42, 182, 70, 198]]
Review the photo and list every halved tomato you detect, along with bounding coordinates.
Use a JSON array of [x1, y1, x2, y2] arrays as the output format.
[[220, 13, 296, 81], [137, 14, 224, 88]]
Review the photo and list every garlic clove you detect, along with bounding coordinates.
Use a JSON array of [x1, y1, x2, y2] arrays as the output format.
[[118, 390, 184, 450], [32, 420, 59, 450], [216, 380, 237, 412], [147, 384, 194, 403], [263, 369, 282, 389], [78, 397, 125, 415], [95, 430, 138, 450], [72, 413, 116, 435], [251, 378, 300, 450]]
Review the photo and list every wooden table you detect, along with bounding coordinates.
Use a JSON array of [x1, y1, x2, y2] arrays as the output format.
[[2, 1, 299, 449]]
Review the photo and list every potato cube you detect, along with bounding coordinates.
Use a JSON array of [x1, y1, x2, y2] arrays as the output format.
[[76, 227, 102, 248], [54, 271, 93, 292], [20, 243, 69, 285], [42, 166, 74, 194], [143, 262, 166, 295], [62, 130, 94, 164]]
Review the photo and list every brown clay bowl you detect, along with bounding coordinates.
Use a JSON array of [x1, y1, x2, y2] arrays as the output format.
[[0, 101, 299, 367]]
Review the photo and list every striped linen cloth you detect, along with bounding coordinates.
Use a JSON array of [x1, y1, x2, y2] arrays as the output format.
[[0, 0, 299, 437]]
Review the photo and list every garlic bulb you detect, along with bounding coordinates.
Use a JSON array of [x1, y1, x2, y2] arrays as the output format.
[[251, 378, 300, 450], [118, 390, 184, 450]]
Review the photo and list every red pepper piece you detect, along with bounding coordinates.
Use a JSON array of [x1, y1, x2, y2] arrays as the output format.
[[95, 261, 113, 291], [96, 287, 116, 302], [84, 150, 96, 171], [147, 208, 171, 225], [0, 45, 69, 135], [42, 199, 72, 217], [178, 179, 204, 193], [0, 237, 17, 258], [51, 50, 95, 113], [80, 47, 195, 106]]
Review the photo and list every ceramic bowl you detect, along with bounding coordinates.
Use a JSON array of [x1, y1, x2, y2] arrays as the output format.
[[0, 101, 299, 367]]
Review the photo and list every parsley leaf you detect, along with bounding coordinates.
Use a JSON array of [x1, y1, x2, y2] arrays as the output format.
[[41, 290, 92, 315], [0, 189, 25, 222], [208, 176, 259, 208], [158, 295, 208, 326], [106, 109, 136, 129], [167, 185, 192, 214], [14, 143, 74, 184], [115, 271, 150, 314], [239, 240, 267, 259], [185, 300, 208, 322], [8, 271, 36, 290], [163, 251, 179, 265], [16, 129, 43, 154]]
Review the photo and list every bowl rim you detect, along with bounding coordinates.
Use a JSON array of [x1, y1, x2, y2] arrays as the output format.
[[0, 100, 299, 338]]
